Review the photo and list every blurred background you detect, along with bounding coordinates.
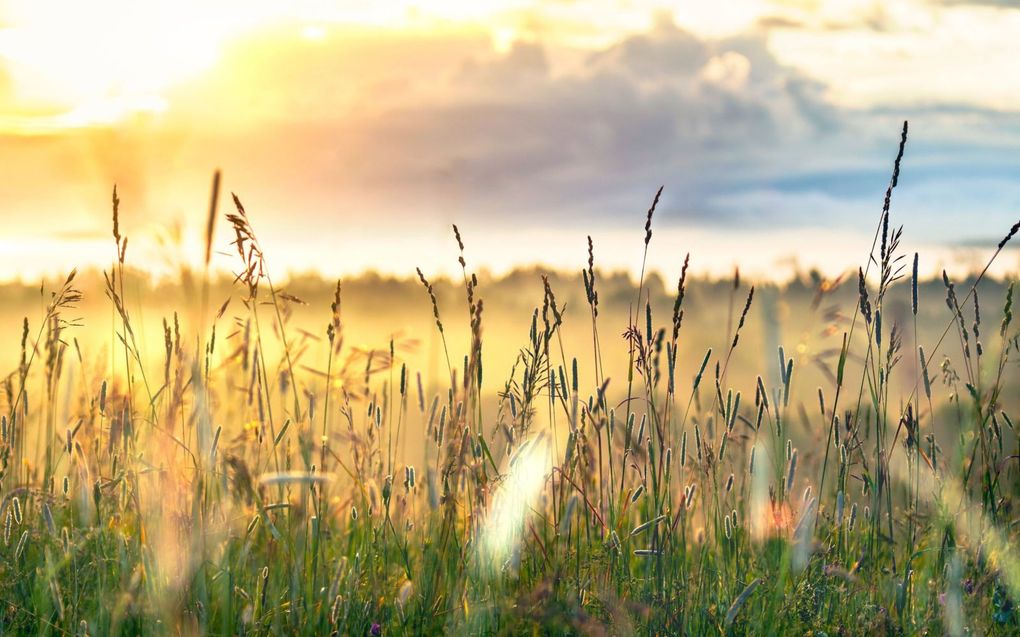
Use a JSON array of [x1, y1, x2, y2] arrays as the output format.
[[1, 0, 1018, 436]]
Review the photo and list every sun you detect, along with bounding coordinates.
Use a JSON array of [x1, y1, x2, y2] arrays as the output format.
[[0, 0, 284, 132]]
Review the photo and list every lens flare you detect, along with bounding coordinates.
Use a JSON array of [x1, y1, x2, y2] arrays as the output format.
[[479, 433, 552, 571]]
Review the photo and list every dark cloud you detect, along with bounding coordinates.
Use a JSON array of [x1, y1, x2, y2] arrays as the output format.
[[292, 16, 852, 228]]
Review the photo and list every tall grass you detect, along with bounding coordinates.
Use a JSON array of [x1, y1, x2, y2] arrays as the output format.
[[1, 122, 1019, 635]]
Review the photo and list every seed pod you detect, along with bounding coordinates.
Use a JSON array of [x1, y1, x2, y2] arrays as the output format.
[[630, 514, 666, 537], [14, 530, 28, 560], [43, 503, 55, 534], [785, 450, 798, 495], [626, 414, 636, 451], [685, 483, 698, 508], [919, 347, 932, 400]]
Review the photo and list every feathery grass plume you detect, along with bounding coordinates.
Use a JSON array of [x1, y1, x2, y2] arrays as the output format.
[[725, 579, 761, 627], [858, 268, 872, 325], [785, 449, 798, 495], [973, 291, 983, 357], [1002, 282, 1014, 337], [204, 170, 221, 267], [644, 186, 663, 246], [227, 194, 266, 298], [111, 185, 128, 262], [672, 253, 691, 342], [998, 217, 1020, 249], [685, 483, 698, 508], [631, 515, 666, 537], [415, 268, 444, 335], [729, 286, 754, 350], [942, 270, 972, 360], [912, 252, 919, 316], [693, 348, 712, 392], [14, 529, 28, 561], [541, 275, 564, 334], [583, 236, 599, 317], [327, 280, 342, 346], [111, 184, 120, 245], [918, 347, 932, 400], [694, 424, 703, 462], [881, 121, 908, 219], [630, 484, 645, 503]]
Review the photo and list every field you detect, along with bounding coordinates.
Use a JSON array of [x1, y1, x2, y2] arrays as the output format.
[[1, 127, 1019, 636]]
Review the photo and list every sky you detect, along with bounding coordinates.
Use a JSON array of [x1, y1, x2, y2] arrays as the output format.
[[1, 0, 1019, 282]]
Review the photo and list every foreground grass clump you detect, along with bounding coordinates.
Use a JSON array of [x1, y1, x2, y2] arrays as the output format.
[[1, 123, 1019, 636]]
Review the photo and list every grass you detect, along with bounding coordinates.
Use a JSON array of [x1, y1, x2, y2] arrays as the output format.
[[0, 121, 1019, 635]]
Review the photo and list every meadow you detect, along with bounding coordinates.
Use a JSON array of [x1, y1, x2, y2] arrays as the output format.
[[1, 123, 1019, 635]]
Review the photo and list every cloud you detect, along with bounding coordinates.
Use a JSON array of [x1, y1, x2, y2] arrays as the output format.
[[245, 16, 849, 228], [2, 9, 1020, 274]]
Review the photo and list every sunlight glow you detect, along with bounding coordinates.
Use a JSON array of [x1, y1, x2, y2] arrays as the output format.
[[0, 0, 282, 131], [479, 434, 552, 571]]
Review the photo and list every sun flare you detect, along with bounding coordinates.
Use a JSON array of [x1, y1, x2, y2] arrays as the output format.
[[0, 0, 281, 131]]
